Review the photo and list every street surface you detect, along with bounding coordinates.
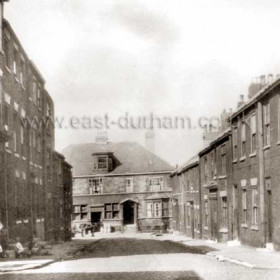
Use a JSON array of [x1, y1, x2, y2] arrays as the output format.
[[1, 237, 280, 280]]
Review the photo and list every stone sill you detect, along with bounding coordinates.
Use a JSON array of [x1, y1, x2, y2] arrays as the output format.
[[204, 226, 209, 230], [263, 145, 270, 151], [249, 152, 257, 158], [232, 159, 238, 163], [219, 228, 228, 234], [218, 175, 227, 179], [239, 156, 246, 162], [241, 223, 248, 228], [251, 225, 259, 231]]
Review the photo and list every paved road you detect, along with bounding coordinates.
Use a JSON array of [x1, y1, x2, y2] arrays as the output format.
[[1, 238, 280, 280]]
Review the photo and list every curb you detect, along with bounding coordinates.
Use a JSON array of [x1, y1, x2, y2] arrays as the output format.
[[206, 252, 256, 269], [0, 259, 59, 273]]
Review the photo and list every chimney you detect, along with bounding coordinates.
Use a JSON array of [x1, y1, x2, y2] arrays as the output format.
[[260, 75, 266, 86], [267, 73, 274, 84], [145, 129, 155, 154], [237, 94, 245, 108], [221, 108, 232, 130], [95, 131, 108, 145]]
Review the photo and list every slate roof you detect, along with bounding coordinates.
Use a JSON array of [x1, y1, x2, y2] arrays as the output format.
[[63, 141, 174, 177]]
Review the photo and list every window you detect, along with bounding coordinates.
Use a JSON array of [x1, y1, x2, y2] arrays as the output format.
[[97, 156, 107, 169], [20, 125, 24, 155], [205, 200, 208, 227], [89, 178, 102, 194], [250, 114, 256, 153], [242, 189, 247, 223], [4, 36, 10, 68], [13, 47, 18, 75], [241, 122, 246, 157], [105, 203, 119, 219], [187, 203, 191, 226], [211, 152, 215, 178], [204, 157, 208, 183], [37, 87, 41, 107], [221, 196, 228, 228], [162, 200, 169, 217], [46, 103, 51, 117], [32, 79, 37, 104], [233, 127, 238, 159], [12, 131, 17, 152], [20, 58, 25, 85], [3, 104, 9, 126], [221, 145, 226, 175], [146, 201, 163, 217], [263, 103, 270, 147], [146, 200, 169, 218], [126, 178, 133, 193], [252, 188, 258, 226], [148, 177, 163, 191]]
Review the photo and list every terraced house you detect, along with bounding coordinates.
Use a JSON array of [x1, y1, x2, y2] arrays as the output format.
[[0, 1, 72, 242], [171, 75, 280, 249], [64, 134, 174, 233]]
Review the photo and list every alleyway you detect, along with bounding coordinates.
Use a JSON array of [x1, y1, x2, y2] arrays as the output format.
[[1, 235, 280, 280]]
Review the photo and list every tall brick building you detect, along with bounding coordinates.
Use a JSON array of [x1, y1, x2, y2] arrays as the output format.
[[63, 136, 174, 233], [0, 1, 72, 242]]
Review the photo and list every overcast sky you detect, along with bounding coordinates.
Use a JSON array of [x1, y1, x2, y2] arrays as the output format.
[[5, 0, 280, 166]]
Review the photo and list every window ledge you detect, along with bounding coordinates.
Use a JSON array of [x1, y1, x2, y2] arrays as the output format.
[[249, 152, 257, 158], [5, 65, 11, 73], [251, 225, 259, 231], [232, 159, 238, 163], [5, 148, 12, 154], [21, 85, 26, 91], [241, 223, 248, 228], [14, 153, 20, 158], [218, 175, 227, 179], [204, 226, 208, 230], [29, 97, 32, 102], [263, 145, 270, 151], [14, 76, 20, 84], [22, 156, 26, 161], [219, 228, 228, 234], [239, 156, 246, 162]]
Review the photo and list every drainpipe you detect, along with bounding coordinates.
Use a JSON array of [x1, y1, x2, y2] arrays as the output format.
[[257, 101, 266, 247]]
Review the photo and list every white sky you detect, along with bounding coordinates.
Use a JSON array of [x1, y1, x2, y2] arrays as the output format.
[[5, 0, 280, 166]]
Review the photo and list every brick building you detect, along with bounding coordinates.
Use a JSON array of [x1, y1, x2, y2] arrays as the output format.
[[199, 128, 233, 243], [171, 156, 201, 239], [0, 1, 72, 242], [230, 75, 280, 249], [63, 136, 174, 233]]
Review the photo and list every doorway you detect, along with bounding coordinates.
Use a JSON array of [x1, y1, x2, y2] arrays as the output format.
[[209, 189, 218, 241], [232, 184, 239, 240], [265, 178, 272, 243], [123, 201, 135, 225], [91, 212, 102, 231]]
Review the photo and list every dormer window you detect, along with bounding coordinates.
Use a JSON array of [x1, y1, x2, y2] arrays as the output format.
[[98, 156, 107, 169]]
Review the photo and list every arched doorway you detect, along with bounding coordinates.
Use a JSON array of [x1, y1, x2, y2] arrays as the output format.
[[120, 199, 138, 226]]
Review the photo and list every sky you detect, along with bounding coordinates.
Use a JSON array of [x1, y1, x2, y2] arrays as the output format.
[[5, 0, 280, 166]]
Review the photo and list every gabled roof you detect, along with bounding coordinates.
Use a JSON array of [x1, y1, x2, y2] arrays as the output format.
[[62, 141, 174, 177]]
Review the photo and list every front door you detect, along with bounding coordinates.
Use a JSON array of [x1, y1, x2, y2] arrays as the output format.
[[123, 201, 135, 225], [232, 185, 239, 240], [209, 190, 218, 241], [265, 178, 273, 243]]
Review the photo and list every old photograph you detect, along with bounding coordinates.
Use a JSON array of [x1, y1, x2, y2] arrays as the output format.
[[0, 0, 280, 279]]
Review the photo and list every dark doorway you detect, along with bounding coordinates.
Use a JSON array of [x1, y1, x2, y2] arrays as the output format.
[[189, 201, 195, 238], [91, 212, 101, 231], [123, 201, 135, 225]]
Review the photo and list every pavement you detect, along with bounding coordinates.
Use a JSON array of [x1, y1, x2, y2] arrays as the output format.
[[1, 232, 280, 272]]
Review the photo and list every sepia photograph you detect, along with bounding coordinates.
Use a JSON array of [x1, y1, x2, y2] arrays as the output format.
[[0, 0, 280, 279]]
